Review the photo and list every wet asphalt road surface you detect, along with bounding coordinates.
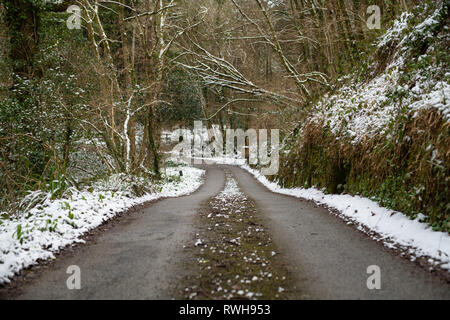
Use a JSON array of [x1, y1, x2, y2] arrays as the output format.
[[5, 165, 450, 299]]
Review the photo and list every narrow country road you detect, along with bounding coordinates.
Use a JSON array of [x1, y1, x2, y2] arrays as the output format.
[[4, 165, 450, 300]]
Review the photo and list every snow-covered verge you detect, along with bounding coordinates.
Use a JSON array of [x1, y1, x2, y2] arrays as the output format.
[[239, 163, 450, 272], [0, 166, 204, 284]]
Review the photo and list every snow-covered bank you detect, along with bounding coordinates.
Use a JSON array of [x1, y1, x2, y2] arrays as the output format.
[[311, 7, 449, 145], [0, 166, 204, 284]]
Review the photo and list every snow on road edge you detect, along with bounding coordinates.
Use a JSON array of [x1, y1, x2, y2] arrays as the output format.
[[201, 157, 450, 271], [0, 166, 205, 284], [241, 163, 450, 271]]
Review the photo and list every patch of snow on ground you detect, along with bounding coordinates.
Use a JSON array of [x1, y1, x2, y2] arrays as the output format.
[[377, 11, 412, 48], [410, 80, 449, 120], [312, 56, 403, 144], [219, 177, 242, 198]]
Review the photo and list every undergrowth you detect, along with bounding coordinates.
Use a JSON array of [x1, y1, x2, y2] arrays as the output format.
[[278, 2, 450, 232]]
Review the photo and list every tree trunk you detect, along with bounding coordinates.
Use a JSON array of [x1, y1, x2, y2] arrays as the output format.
[[5, 0, 40, 80]]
